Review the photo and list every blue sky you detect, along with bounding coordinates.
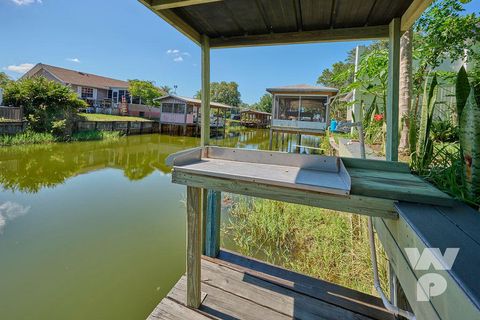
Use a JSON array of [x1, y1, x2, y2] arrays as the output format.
[[1, 0, 478, 104]]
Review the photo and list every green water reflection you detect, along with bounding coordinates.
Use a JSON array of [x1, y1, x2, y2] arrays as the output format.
[[0, 129, 276, 320]]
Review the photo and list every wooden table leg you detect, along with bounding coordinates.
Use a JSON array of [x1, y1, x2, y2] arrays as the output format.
[[205, 190, 221, 257], [187, 186, 202, 308]]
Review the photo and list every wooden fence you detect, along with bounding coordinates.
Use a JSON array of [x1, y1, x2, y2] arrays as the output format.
[[0, 107, 23, 121], [75, 121, 159, 135]]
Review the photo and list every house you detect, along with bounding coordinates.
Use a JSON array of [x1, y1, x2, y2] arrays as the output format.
[[240, 109, 271, 128], [22, 63, 130, 108], [267, 84, 338, 135], [156, 95, 233, 135]]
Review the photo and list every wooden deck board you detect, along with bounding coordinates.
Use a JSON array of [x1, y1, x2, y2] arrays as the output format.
[[148, 251, 394, 320]]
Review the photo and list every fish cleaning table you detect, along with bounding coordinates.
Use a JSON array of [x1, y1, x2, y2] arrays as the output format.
[[167, 147, 453, 219]]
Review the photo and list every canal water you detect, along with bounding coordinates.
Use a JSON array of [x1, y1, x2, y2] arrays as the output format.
[[0, 129, 296, 320]]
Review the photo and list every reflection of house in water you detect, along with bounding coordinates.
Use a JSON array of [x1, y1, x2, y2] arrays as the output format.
[[0, 135, 197, 193], [266, 84, 338, 150]]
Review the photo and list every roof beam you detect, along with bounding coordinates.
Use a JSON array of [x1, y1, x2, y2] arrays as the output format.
[[401, 0, 433, 31], [210, 25, 389, 48], [150, 0, 222, 10], [139, 0, 202, 45]]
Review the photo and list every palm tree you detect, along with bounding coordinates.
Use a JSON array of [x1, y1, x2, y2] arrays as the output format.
[[399, 28, 413, 152], [159, 85, 172, 95]]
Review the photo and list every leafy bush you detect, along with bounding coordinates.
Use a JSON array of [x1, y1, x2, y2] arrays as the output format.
[[431, 119, 458, 142], [3, 77, 87, 135]]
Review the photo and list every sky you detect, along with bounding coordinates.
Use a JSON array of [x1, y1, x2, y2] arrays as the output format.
[[1, 0, 479, 104]]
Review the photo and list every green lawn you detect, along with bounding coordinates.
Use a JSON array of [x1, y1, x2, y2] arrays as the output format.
[[78, 113, 152, 122]]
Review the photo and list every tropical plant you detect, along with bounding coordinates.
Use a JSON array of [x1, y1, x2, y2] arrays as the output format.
[[456, 66, 470, 122], [459, 87, 480, 200], [3, 77, 87, 135], [410, 73, 439, 171], [431, 119, 459, 142]]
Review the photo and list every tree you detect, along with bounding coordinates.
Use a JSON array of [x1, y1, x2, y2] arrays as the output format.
[[251, 94, 273, 113], [128, 80, 166, 106], [3, 77, 87, 135], [412, 0, 480, 111], [159, 85, 172, 94], [195, 81, 242, 107], [0, 72, 11, 88], [399, 28, 413, 152], [317, 61, 354, 89]]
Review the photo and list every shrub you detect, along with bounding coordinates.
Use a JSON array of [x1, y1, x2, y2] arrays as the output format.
[[3, 77, 87, 135]]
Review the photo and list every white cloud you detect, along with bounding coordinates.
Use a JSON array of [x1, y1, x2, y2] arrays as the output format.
[[66, 58, 80, 63], [0, 201, 31, 234], [3, 63, 35, 74], [166, 49, 190, 62], [11, 0, 42, 5]]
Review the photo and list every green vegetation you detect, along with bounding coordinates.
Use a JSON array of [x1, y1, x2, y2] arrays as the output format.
[[0, 130, 122, 146], [0, 131, 56, 146], [0, 71, 11, 88], [196, 81, 242, 107], [3, 77, 87, 135], [250, 93, 273, 113], [128, 79, 167, 106], [78, 113, 152, 122], [223, 197, 389, 295], [70, 130, 122, 142]]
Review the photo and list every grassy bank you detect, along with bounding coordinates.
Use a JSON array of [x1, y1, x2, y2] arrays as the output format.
[[223, 197, 389, 296], [0, 130, 122, 146], [78, 113, 152, 122]]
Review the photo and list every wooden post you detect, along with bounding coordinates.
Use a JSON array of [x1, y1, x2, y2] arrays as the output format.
[[205, 190, 221, 257], [186, 186, 202, 308], [269, 129, 273, 150], [386, 18, 401, 162], [201, 35, 210, 147]]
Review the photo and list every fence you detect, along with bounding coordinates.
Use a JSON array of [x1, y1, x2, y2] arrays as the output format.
[[0, 107, 23, 121]]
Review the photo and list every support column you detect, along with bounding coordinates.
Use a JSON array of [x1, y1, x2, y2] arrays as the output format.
[[201, 35, 210, 147], [205, 190, 221, 257], [386, 18, 401, 161], [200, 34, 221, 259], [186, 186, 202, 308]]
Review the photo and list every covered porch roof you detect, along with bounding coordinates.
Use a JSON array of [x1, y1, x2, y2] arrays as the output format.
[[139, 0, 430, 48]]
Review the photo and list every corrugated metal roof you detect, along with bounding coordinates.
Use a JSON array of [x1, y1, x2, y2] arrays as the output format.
[[139, 0, 422, 47]]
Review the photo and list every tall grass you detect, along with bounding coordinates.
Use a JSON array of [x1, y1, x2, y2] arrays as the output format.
[[0, 131, 56, 146], [0, 130, 123, 146], [223, 197, 390, 296], [70, 130, 122, 142]]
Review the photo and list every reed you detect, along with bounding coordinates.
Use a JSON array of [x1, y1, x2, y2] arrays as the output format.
[[223, 196, 390, 296]]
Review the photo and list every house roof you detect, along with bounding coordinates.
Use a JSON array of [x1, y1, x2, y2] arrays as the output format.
[[240, 109, 271, 116], [23, 63, 130, 90], [139, 0, 430, 48], [266, 84, 338, 94], [157, 94, 234, 109]]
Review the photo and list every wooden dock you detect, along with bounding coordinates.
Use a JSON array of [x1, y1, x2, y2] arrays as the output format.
[[148, 250, 394, 320]]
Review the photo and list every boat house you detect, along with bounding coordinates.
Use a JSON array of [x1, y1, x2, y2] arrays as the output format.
[[157, 95, 233, 135], [240, 109, 271, 128], [267, 84, 338, 135]]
